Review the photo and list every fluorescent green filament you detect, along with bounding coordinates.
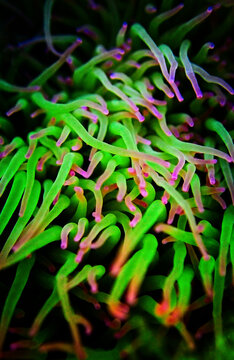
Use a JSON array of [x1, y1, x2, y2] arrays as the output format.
[[111, 200, 166, 275], [0, 226, 61, 270], [44, 0, 60, 56], [0, 172, 26, 236], [0, 256, 35, 351], [199, 256, 215, 298], [56, 274, 86, 359], [131, 24, 170, 82], [14, 152, 74, 249], [0, 147, 27, 197], [149, 3, 184, 35], [191, 63, 234, 95], [108, 234, 158, 318], [206, 118, 234, 161], [177, 266, 194, 313], [218, 206, 234, 276], [162, 7, 213, 46], [19, 147, 46, 217], [219, 159, 234, 205], [155, 242, 186, 320], [0, 180, 41, 261], [213, 260, 225, 349]]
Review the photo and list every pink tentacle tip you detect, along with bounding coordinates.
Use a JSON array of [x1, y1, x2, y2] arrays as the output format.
[[60, 242, 67, 250], [167, 217, 174, 225], [80, 169, 89, 178], [72, 143, 82, 151], [207, 6, 213, 13], [146, 95, 155, 103], [218, 97, 226, 107], [113, 53, 123, 61], [197, 224, 204, 233], [74, 186, 83, 194], [75, 37, 82, 45], [129, 204, 136, 212], [203, 253, 210, 261], [135, 111, 145, 122], [122, 21, 128, 29], [154, 225, 162, 233], [186, 117, 194, 127], [6, 107, 19, 117], [129, 219, 137, 227], [90, 282, 98, 294], [94, 301, 101, 310], [129, 213, 141, 227], [10, 343, 19, 351], [90, 115, 98, 124], [92, 211, 102, 222], [218, 187, 226, 193], [128, 167, 136, 175], [95, 183, 101, 191], [167, 89, 175, 98], [140, 188, 148, 197], [181, 133, 193, 141], [161, 196, 168, 205], [171, 172, 178, 181], [74, 233, 82, 242], [155, 300, 169, 317], [102, 108, 109, 115], [110, 263, 121, 277], [126, 290, 137, 305], [196, 90, 203, 99], [182, 184, 189, 192], [145, 4, 157, 14], [116, 195, 122, 202], [109, 302, 129, 320], [85, 326, 92, 336], [29, 133, 39, 140], [138, 137, 151, 145], [166, 129, 172, 136], [145, 81, 154, 91], [118, 49, 125, 57], [56, 159, 63, 166], [75, 250, 85, 263], [53, 192, 60, 205], [25, 142, 36, 159], [153, 109, 163, 120], [122, 42, 131, 52], [209, 176, 216, 185]]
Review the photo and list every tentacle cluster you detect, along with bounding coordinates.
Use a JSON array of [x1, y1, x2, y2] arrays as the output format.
[[0, 1, 233, 359]]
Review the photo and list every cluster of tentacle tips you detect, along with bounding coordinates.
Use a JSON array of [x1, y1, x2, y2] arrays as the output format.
[[0, 2, 234, 359]]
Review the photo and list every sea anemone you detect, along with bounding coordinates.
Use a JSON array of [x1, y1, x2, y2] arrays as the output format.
[[0, 1, 233, 359]]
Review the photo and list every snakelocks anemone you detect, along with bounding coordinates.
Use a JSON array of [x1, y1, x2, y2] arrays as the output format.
[[0, 1, 233, 359]]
